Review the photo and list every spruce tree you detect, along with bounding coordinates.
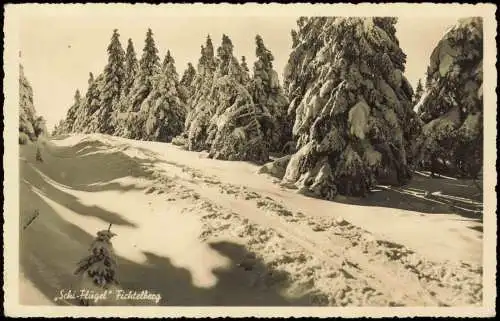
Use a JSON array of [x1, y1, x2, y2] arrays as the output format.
[[59, 89, 81, 133], [139, 50, 186, 142], [185, 34, 269, 162], [280, 17, 419, 198], [180, 62, 196, 89], [128, 28, 161, 113], [19, 64, 38, 142], [415, 18, 483, 178], [74, 225, 118, 303], [73, 72, 105, 133], [19, 64, 49, 142], [118, 28, 161, 139], [75, 89, 82, 104], [179, 62, 197, 104], [413, 79, 424, 106], [183, 35, 219, 151], [138, 28, 161, 90], [250, 35, 291, 153], [240, 56, 251, 85], [52, 119, 65, 136], [111, 39, 139, 135], [124, 38, 139, 96], [94, 29, 126, 134], [72, 74, 94, 133], [161, 50, 174, 72]]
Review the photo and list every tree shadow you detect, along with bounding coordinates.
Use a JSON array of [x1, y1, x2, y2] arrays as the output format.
[[410, 172, 483, 201], [330, 173, 483, 220], [77, 181, 147, 193], [28, 140, 160, 193], [117, 243, 317, 306], [20, 183, 104, 305], [33, 136, 209, 197], [21, 137, 325, 306], [21, 162, 137, 228], [48, 134, 71, 141], [468, 224, 483, 233], [206, 241, 316, 306], [21, 187, 322, 307]]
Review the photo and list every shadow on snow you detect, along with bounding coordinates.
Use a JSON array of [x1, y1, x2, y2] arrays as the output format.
[[21, 187, 317, 306]]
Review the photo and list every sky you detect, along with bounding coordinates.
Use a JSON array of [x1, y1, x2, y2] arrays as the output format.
[[19, 12, 461, 132]]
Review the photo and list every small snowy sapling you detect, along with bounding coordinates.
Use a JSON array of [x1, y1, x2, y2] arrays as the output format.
[[74, 224, 118, 305]]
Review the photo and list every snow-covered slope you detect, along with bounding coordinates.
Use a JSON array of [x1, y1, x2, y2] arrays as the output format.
[[20, 134, 483, 306]]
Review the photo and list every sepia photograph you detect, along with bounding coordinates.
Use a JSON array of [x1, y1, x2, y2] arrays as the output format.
[[3, 3, 497, 318]]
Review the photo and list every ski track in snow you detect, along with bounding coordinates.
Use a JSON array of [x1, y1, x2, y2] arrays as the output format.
[[20, 134, 483, 306]]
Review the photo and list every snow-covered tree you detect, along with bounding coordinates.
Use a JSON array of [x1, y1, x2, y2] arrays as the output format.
[[73, 72, 105, 133], [19, 64, 48, 142], [71, 74, 93, 133], [52, 119, 65, 137], [117, 28, 161, 138], [184, 34, 269, 162], [19, 64, 39, 142], [250, 35, 291, 152], [137, 50, 186, 142], [127, 28, 161, 113], [124, 38, 139, 96], [90, 29, 126, 134], [413, 79, 424, 106], [56, 89, 81, 134], [74, 225, 118, 295], [280, 17, 419, 198], [161, 50, 173, 72], [181, 62, 197, 89], [240, 56, 251, 85], [415, 18, 483, 178], [178, 62, 197, 106], [138, 28, 161, 90], [183, 35, 219, 151], [109, 39, 139, 135]]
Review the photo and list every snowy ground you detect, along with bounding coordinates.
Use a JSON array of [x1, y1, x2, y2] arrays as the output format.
[[20, 134, 483, 306]]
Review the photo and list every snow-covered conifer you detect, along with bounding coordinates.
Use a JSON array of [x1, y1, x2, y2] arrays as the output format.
[[74, 225, 119, 299], [413, 79, 424, 106], [118, 28, 161, 138], [124, 38, 139, 96], [138, 50, 186, 142], [185, 34, 269, 162], [415, 18, 483, 178], [92, 29, 126, 134], [281, 17, 419, 198], [250, 35, 291, 153], [19, 64, 38, 142], [183, 35, 219, 151]]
